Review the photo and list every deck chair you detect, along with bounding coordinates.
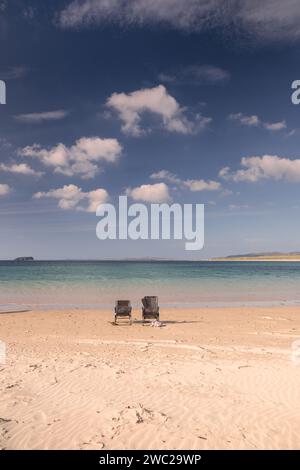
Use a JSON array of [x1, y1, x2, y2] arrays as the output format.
[[114, 300, 132, 324], [142, 296, 160, 322]]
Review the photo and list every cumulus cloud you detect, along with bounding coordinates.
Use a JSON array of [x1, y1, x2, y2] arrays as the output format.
[[19, 136, 122, 179], [229, 113, 260, 127], [0, 183, 11, 196], [151, 169, 221, 191], [150, 170, 181, 185], [159, 64, 230, 85], [126, 183, 171, 203], [219, 155, 300, 183], [106, 85, 211, 136], [228, 113, 286, 132], [184, 179, 221, 191], [264, 121, 287, 131], [0, 163, 43, 177], [34, 184, 109, 212], [57, 0, 300, 43], [14, 110, 69, 123]]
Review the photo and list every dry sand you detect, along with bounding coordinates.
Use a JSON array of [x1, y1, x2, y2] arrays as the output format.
[[0, 306, 300, 450]]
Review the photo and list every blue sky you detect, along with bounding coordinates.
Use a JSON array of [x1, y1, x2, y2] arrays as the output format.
[[1, 0, 300, 259]]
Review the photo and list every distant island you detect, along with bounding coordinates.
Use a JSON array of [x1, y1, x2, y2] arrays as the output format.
[[14, 257, 34, 262], [210, 252, 300, 262]]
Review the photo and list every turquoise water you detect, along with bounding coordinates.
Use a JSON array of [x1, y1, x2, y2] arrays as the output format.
[[1, 260, 300, 310]]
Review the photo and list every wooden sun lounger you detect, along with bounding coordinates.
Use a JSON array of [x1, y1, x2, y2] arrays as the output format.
[[114, 300, 132, 324], [142, 296, 160, 322]]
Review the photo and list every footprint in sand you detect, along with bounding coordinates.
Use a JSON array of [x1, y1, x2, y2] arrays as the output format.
[[117, 403, 168, 426], [80, 437, 105, 450]]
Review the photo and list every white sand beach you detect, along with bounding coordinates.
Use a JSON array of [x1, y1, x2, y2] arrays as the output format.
[[1, 306, 300, 450]]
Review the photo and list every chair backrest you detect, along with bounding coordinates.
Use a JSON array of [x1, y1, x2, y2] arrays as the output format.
[[116, 300, 131, 307], [142, 296, 158, 309]]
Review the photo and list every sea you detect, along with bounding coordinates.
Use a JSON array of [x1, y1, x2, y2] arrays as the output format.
[[1, 260, 300, 311]]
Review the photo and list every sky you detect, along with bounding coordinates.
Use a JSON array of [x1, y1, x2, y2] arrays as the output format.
[[1, 0, 300, 259]]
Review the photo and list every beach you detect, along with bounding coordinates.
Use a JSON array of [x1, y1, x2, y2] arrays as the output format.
[[1, 306, 300, 450]]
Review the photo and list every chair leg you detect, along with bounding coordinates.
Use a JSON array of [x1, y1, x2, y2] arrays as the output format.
[[115, 315, 117, 324]]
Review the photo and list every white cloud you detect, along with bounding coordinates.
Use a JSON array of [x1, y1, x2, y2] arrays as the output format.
[[14, 110, 69, 123], [229, 113, 286, 132], [58, 0, 226, 30], [235, 0, 300, 42], [150, 170, 181, 185], [35, 184, 83, 210], [0, 183, 11, 196], [126, 182, 171, 203], [0, 163, 43, 177], [184, 179, 221, 191], [151, 169, 222, 192], [34, 184, 109, 212], [219, 167, 231, 179], [229, 113, 260, 127], [159, 64, 230, 85], [264, 121, 287, 131], [20, 136, 122, 179], [85, 188, 109, 212], [106, 85, 211, 136], [57, 0, 300, 43], [219, 155, 300, 183]]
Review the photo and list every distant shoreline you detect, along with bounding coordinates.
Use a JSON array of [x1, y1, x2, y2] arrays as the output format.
[[2, 257, 300, 263], [210, 257, 300, 262]]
